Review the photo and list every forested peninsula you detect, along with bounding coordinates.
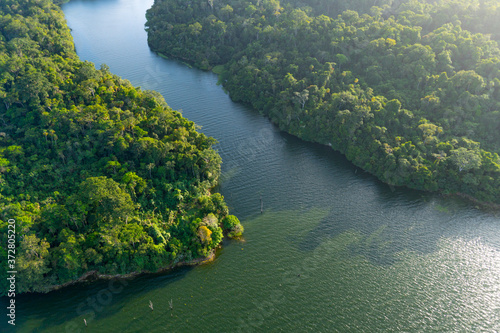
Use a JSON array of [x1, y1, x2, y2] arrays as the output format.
[[0, 0, 242, 295], [146, 0, 500, 205]]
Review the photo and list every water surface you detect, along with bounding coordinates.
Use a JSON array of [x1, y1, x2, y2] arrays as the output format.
[[3, 0, 500, 331]]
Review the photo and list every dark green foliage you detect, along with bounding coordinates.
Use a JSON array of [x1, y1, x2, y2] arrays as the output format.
[[223, 215, 244, 238], [0, 0, 240, 294], [146, 0, 500, 204]]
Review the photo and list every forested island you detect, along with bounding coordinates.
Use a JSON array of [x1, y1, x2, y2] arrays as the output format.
[[146, 0, 500, 205], [0, 0, 242, 295]]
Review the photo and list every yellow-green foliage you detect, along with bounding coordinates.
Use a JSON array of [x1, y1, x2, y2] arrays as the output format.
[[198, 225, 213, 243], [146, 0, 500, 204], [0, 0, 241, 294]]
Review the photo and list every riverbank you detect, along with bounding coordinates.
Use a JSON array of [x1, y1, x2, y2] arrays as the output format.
[[48, 251, 216, 292], [0, 0, 238, 295], [451, 193, 500, 211], [154, 51, 499, 210], [145, 0, 500, 207], [6, 0, 500, 331]]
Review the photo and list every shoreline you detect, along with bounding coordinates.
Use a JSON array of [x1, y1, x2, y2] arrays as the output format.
[[46, 250, 216, 293], [150, 50, 500, 211], [450, 192, 500, 210]]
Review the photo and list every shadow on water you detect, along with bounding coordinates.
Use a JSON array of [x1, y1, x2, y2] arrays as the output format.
[[278, 135, 500, 266], [13, 0, 498, 330], [0, 264, 195, 332]]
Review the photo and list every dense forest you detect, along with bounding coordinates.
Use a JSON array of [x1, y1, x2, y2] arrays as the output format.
[[146, 0, 500, 204], [0, 0, 242, 294]]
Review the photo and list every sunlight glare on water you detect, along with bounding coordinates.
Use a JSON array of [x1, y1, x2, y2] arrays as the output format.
[[1, 0, 499, 331]]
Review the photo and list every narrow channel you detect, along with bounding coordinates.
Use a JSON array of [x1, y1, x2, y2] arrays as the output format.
[[7, 0, 500, 331]]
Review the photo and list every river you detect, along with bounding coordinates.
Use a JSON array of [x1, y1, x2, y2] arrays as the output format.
[[7, 0, 500, 331]]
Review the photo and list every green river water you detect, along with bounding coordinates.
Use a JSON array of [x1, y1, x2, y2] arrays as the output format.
[[2, 0, 500, 331]]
